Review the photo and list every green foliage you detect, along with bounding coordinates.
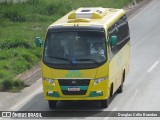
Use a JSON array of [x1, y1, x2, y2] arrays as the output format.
[[0, 70, 13, 80], [11, 57, 31, 73], [3, 9, 26, 22], [1, 2, 27, 22], [0, 61, 10, 71], [0, 78, 26, 91], [13, 79, 26, 88], [1, 79, 13, 90], [0, 36, 34, 49]]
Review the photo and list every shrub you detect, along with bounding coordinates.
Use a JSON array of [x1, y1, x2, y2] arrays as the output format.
[[20, 50, 38, 64], [0, 50, 12, 60], [30, 48, 42, 58], [4, 10, 26, 22], [0, 36, 34, 49], [46, 3, 57, 15], [0, 82, 4, 91], [11, 57, 31, 74], [0, 79, 26, 91], [0, 70, 13, 79], [0, 50, 38, 74], [45, 1, 72, 16], [1, 79, 13, 90], [2, 3, 27, 22], [0, 60, 11, 70], [13, 79, 26, 88], [25, 0, 41, 5]]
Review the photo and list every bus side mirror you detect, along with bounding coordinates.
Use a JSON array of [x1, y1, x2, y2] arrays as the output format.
[[110, 36, 117, 47], [35, 37, 44, 47]]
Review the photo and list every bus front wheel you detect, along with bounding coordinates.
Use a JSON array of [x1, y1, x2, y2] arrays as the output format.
[[101, 99, 109, 108], [48, 100, 57, 109]]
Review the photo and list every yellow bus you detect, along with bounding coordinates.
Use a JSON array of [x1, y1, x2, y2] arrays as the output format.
[[35, 7, 130, 108]]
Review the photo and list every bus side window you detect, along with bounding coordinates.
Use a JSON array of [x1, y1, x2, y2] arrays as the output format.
[[116, 15, 130, 51], [108, 24, 118, 59]]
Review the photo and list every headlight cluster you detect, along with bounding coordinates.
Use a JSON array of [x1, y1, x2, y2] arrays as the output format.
[[43, 77, 55, 86], [94, 76, 108, 85]]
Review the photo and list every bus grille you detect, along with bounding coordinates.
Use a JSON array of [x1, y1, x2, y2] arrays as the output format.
[[58, 79, 90, 95], [58, 79, 90, 86]]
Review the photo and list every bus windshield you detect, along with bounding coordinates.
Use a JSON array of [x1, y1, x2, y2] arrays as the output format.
[[43, 31, 107, 69]]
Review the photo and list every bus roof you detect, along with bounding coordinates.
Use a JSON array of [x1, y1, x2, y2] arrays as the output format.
[[49, 7, 125, 29]]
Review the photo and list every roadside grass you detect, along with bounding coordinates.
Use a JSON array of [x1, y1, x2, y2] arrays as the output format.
[[0, 0, 139, 91]]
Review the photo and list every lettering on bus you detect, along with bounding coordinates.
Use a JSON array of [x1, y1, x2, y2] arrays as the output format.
[[65, 70, 83, 78]]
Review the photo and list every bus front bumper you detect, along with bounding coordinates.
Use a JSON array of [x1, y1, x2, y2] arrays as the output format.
[[43, 80, 109, 101]]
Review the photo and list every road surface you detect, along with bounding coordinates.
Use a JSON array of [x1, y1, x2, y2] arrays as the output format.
[[3, 0, 160, 119]]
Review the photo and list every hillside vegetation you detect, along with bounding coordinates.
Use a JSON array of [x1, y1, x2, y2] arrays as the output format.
[[0, 0, 140, 91]]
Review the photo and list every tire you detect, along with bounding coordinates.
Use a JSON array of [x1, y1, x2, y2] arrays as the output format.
[[101, 99, 109, 108], [117, 82, 123, 93], [110, 84, 113, 97], [48, 100, 57, 109], [117, 73, 125, 93]]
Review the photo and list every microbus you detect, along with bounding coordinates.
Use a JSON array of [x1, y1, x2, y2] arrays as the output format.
[[35, 7, 130, 108]]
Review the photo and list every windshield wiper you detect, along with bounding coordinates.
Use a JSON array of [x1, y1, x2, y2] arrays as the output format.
[[48, 56, 101, 65], [48, 56, 73, 64], [75, 58, 101, 65]]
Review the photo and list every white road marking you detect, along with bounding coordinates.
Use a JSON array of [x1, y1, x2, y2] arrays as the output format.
[[130, 89, 139, 101], [123, 90, 139, 112], [129, 89, 139, 102], [147, 61, 159, 73], [9, 83, 42, 111], [112, 107, 118, 111], [103, 117, 109, 120]]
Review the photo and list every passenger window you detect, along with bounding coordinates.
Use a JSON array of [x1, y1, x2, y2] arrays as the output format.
[[116, 15, 130, 50], [108, 15, 130, 60]]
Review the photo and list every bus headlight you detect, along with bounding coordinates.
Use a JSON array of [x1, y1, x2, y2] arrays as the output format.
[[94, 76, 108, 85], [43, 77, 55, 86]]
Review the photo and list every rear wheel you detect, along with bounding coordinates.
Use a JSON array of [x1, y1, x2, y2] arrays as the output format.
[[48, 100, 57, 109], [101, 99, 109, 108], [117, 82, 123, 93], [117, 72, 125, 93]]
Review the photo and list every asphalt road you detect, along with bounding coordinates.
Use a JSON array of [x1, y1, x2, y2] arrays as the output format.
[[3, 0, 160, 119]]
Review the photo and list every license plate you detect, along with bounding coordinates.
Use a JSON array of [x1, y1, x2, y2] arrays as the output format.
[[68, 87, 80, 91]]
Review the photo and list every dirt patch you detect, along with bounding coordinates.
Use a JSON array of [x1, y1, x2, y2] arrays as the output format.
[[15, 62, 41, 85]]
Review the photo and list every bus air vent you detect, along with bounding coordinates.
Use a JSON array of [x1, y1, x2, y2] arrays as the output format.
[[68, 7, 107, 19]]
